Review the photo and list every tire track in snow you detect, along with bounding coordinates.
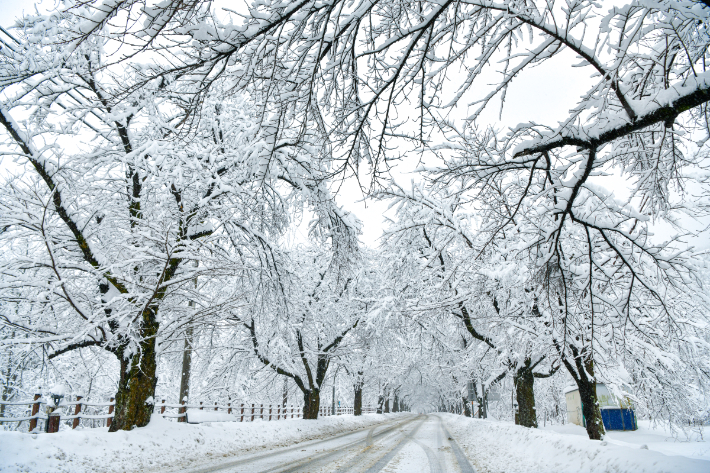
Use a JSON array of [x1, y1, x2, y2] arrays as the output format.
[[270, 416, 422, 473], [435, 416, 476, 473], [362, 417, 427, 473], [180, 416, 417, 473]]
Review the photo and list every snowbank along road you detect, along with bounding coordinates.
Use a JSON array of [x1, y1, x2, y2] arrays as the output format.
[[176, 414, 474, 473]]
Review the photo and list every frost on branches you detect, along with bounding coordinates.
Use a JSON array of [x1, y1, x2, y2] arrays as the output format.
[[1, 0, 709, 442]]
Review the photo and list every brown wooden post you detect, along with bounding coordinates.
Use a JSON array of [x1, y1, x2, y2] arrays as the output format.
[[200, 401, 204, 410], [227, 402, 232, 415], [260, 404, 264, 420], [214, 402, 218, 412], [28, 393, 41, 432], [107, 397, 115, 428], [72, 396, 83, 429], [160, 399, 166, 415], [240, 403, 244, 422], [277, 404, 281, 420], [251, 404, 255, 422], [178, 399, 186, 423], [269, 405, 272, 421], [47, 412, 61, 433]]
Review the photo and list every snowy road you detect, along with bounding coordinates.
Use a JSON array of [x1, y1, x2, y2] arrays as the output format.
[[180, 415, 475, 473]]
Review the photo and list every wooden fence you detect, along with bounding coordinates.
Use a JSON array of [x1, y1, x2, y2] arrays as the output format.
[[0, 395, 379, 433]]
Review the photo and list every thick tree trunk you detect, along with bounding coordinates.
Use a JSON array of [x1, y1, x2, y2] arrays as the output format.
[[561, 346, 605, 440], [302, 388, 321, 419], [377, 394, 384, 414], [393, 393, 399, 412], [384, 396, 390, 413], [514, 361, 538, 428], [109, 310, 159, 432], [354, 382, 363, 416], [576, 358, 605, 440]]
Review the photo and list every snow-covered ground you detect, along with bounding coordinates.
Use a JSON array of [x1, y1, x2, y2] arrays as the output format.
[[442, 414, 710, 473], [543, 420, 710, 463], [3, 413, 709, 473], [0, 413, 406, 473]]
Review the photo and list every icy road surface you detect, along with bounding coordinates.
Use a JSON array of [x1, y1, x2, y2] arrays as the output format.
[[179, 414, 474, 473]]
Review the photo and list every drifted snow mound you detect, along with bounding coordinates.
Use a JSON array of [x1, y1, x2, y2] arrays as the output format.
[[440, 414, 709, 473], [0, 413, 405, 473]]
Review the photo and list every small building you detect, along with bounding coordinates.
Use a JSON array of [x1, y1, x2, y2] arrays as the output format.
[[564, 383, 637, 431]]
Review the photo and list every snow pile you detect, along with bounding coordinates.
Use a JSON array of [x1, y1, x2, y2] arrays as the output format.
[[441, 414, 710, 473], [544, 420, 710, 464], [185, 409, 238, 423], [0, 413, 405, 473]]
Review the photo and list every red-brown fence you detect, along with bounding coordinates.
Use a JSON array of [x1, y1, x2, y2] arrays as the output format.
[[0, 395, 379, 433]]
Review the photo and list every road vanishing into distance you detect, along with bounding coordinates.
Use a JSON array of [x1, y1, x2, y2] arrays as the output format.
[[179, 415, 475, 473]]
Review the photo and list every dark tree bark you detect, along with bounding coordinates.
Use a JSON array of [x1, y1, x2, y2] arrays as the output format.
[[393, 392, 399, 413], [302, 388, 321, 419], [109, 308, 159, 431], [514, 360, 537, 428], [558, 343, 605, 440], [575, 357, 605, 440], [377, 394, 384, 414], [384, 394, 390, 413], [354, 374, 363, 416]]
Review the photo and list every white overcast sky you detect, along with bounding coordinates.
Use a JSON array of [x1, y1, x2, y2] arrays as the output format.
[[3, 0, 705, 250]]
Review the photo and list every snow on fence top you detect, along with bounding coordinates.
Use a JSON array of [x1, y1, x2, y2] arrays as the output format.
[[0, 395, 377, 433]]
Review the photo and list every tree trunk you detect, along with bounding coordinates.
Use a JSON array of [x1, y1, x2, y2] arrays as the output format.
[[462, 397, 471, 417], [178, 325, 193, 404], [377, 394, 384, 414], [354, 381, 363, 416], [514, 361, 537, 428], [393, 393, 399, 412], [283, 378, 288, 407], [109, 310, 159, 432], [302, 388, 321, 419], [578, 378, 604, 439], [576, 356, 605, 440], [561, 346, 605, 440], [471, 380, 487, 419], [384, 396, 390, 413]]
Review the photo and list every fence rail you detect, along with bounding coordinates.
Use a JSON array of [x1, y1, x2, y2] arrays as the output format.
[[0, 395, 381, 433]]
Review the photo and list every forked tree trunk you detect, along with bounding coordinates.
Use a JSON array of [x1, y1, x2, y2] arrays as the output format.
[[109, 309, 159, 432], [302, 388, 321, 419], [354, 381, 363, 416], [514, 361, 538, 428], [471, 381, 487, 419]]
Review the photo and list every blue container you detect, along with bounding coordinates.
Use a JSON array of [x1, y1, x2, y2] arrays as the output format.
[[600, 408, 637, 431]]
